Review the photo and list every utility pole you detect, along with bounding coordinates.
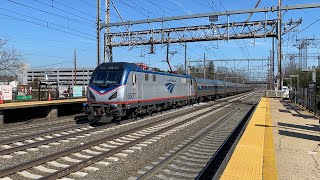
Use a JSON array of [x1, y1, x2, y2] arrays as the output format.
[[184, 42, 187, 73], [105, 0, 112, 62], [188, 59, 191, 75], [74, 49, 77, 86], [277, 0, 282, 90], [204, 53, 206, 79], [97, 0, 100, 66], [272, 37, 275, 90], [269, 52, 272, 90]]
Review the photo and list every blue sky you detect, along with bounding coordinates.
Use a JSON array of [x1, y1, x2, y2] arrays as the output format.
[[0, 0, 320, 79]]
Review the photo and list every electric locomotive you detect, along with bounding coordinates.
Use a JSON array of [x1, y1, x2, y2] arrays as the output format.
[[85, 62, 196, 123]]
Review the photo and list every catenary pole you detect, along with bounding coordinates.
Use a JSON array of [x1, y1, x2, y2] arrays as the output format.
[[97, 0, 100, 66], [277, 0, 282, 90]]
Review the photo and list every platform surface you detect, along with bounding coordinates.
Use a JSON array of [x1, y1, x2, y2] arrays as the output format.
[[221, 98, 320, 180], [0, 98, 87, 110], [271, 99, 320, 180]]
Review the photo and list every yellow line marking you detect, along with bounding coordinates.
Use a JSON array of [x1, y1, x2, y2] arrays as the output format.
[[220, 98, 278, 180], [263, 98, 278, 180]]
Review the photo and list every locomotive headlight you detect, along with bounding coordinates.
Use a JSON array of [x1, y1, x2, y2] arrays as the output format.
[[109, 92, 117, 100]]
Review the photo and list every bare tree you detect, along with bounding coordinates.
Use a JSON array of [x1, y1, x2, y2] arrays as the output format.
[[0, 39, 25, 80], [174, 64, 186, 74]]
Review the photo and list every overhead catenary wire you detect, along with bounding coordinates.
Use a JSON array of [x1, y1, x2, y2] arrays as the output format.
[[53, 0, 97, 19], [7, 0, 95, 28], [138, 0, 209, 58], [31, 61, 73, 68], [0, 12, 96, 41], [32, 0, 95, 24], [0, 8, 96, 39], [283, 18, 320, 43]]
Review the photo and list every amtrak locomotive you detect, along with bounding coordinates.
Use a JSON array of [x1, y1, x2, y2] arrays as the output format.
[[84, 62, 252, 123]]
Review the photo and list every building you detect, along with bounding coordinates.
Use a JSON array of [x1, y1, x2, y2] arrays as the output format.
[[27, 67, 94, 86]]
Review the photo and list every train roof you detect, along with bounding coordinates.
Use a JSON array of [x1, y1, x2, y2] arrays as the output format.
[[194, 78, 224, 85], [194, 77, 248, 87], [97, 62, 192, 78]]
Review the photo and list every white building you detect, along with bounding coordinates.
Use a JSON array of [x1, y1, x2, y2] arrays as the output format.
[[27, 67, 94, 86]]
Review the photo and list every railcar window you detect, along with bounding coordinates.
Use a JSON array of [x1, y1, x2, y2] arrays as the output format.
[[153, 75, 156, 82], [145, 74, 149, 81], [191, 79, 193, 85]]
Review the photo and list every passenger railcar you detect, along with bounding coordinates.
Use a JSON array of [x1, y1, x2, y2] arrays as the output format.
[[194, 78, 252, 101]]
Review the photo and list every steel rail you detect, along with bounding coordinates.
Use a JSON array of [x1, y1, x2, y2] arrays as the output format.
[[137, 107, 242, 179], [40, 103, 236, 179], [0, 116, 85, 135], [195, 102, 258, 179], [0, 93, 251, 178], [0, 123, 89, 145], [0, 93, 250, 156]]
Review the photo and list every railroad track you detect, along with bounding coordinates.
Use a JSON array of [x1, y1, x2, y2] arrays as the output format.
[[0, 92, 255, 179], [133, 94, 259, 179], [0, 92, 252, 158], [0, 115, 88, 139]]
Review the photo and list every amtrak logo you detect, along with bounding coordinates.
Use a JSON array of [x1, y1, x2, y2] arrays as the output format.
[[99, 90, 106, 94], [165, 83, 175, 93]]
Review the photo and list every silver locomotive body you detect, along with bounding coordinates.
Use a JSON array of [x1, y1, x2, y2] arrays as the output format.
[[86, 62, 196, 123]]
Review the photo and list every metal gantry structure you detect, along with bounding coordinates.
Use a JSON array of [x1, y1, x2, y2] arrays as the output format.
[[96, 1, 320, 90], [293, 38, 320, 69], [107, 20, 279, 46]]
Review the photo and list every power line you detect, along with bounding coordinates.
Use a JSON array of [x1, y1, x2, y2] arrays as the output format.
[[31, 61, 73, 68], [0, 12, 95, 41], [119, 0, 149, 17], [216, 0, 252, 59], [0, 8, 95, 38], [142, 0, 208, 57], [53, 0, 96, 19], [283, 18, 320, 43], [32, 0, 95, 23], [7, 0, 95, 28]]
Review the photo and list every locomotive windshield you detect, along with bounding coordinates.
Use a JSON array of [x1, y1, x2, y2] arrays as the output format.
[[90, 70, 122, 87]]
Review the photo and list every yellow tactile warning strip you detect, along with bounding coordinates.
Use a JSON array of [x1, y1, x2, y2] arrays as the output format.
[[263, 99, 278, 179], [0, 98, 86, 109], [220, 98, 278, 180]]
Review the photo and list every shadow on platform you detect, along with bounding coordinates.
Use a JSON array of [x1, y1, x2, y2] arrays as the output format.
[[278, 130, 320, 142], [278, 122, 320, 132], [279, 100, 317, 119]]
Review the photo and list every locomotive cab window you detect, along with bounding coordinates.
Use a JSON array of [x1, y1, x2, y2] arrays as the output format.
[[145, 74, 149, 81], [90, 70, 122, 87]]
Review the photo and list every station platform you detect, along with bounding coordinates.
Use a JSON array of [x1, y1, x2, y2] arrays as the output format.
[[0, 98, 86, 110], [221, 98, 320, 180], [0, 98, 87, 124]]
